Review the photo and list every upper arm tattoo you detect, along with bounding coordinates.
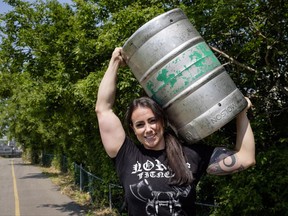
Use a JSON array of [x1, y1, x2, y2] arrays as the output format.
[[207, 147, 244, 175]]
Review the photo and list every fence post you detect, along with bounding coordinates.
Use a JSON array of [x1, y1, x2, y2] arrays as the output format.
[[80, 164, 83, 192], [61, 155, 67, 173], [109, 184, 112, 210], [74, 163, 76, 185]]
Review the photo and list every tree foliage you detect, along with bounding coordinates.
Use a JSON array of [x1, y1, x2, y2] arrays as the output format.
[[0, 0, 287, 214]]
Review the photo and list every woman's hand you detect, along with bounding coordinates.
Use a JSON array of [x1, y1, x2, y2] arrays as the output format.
[[240, 97, 252, 115], [110, 47, 126, 67]]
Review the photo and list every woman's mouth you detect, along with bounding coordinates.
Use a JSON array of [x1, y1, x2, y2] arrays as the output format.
[[144, 134, 156, 143]]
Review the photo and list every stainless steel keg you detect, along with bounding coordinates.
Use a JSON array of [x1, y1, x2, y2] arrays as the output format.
[[122, 8, 247, 143]]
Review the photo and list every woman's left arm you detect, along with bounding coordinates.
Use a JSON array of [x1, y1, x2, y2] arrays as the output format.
[[207, 98, 256, 175]]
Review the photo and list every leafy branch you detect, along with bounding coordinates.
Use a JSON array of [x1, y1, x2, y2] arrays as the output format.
[[209, 46, 257, 72]]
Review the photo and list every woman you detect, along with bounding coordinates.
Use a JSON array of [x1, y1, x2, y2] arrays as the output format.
[[95, 48, 255, 215]]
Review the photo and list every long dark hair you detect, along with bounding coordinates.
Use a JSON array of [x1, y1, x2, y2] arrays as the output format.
[[125, 97, 193, 185]]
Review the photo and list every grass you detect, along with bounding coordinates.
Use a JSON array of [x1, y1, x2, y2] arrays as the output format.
[[41, 166, 119, 216]]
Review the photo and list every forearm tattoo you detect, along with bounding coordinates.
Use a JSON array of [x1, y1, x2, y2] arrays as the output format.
[[207, 147, 244, 175], [223, 155, 236, 167]]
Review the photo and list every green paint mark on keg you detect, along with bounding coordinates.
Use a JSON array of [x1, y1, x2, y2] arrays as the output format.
[[146, 68, 176, 96], [188, 50, 203, 66], [172, 57, 180, 64], [157, 68, 177, 87], [145, 42, 221, 105], [146, 80, 156, 96]]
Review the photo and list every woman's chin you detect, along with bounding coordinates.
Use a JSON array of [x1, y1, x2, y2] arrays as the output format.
[[143, 139, 164, 150], [144, 141, 156, 149]]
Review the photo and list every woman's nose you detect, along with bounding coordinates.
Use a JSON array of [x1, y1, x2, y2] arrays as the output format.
[[145, 124, 153, 132]]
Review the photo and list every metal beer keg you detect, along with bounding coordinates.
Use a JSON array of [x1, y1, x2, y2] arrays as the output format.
[[122, 8, 247, 143]]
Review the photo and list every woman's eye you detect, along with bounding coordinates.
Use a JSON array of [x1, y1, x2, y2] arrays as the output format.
[[149, 119, 157, 124], [135, 123, 144, 128]]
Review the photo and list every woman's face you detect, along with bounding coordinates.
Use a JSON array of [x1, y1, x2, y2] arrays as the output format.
[[131, 106, 165, 150]]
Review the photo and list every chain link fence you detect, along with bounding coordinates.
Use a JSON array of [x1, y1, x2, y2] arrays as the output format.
[[73, 163, 123, 209], [42, 154, 125, 212]]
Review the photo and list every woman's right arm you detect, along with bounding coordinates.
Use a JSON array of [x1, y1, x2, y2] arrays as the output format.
[[95, 48, 126, 158]]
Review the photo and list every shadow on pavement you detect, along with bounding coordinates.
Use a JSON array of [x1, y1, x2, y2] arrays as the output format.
[[19, 172, 48, 179], [39, 202, 87, 216]]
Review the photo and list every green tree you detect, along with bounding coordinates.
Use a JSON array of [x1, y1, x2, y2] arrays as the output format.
[[0, 0, 287, 214]]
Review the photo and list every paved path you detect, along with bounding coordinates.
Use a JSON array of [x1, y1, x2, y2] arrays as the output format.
[[0, 157, 86, 216]]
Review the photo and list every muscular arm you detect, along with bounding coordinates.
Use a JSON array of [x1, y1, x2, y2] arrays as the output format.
[[207, 147, 245, 175], [207, 98, 256, 175], [95, 48, 126, 158]]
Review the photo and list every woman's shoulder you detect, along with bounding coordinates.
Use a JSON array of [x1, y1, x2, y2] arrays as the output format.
[[115, 136, 141, 158], [183, 143, 215, 159], [184, 142, 214, 150], [183, 143, 215, 178]]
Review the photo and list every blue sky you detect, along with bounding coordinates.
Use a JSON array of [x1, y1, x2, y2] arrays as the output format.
[[0, 0, 73, 14], [0, 1, 13, 14]]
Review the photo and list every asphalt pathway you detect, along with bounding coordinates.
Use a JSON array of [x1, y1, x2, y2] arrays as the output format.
[[0, 157, 86, 216]]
